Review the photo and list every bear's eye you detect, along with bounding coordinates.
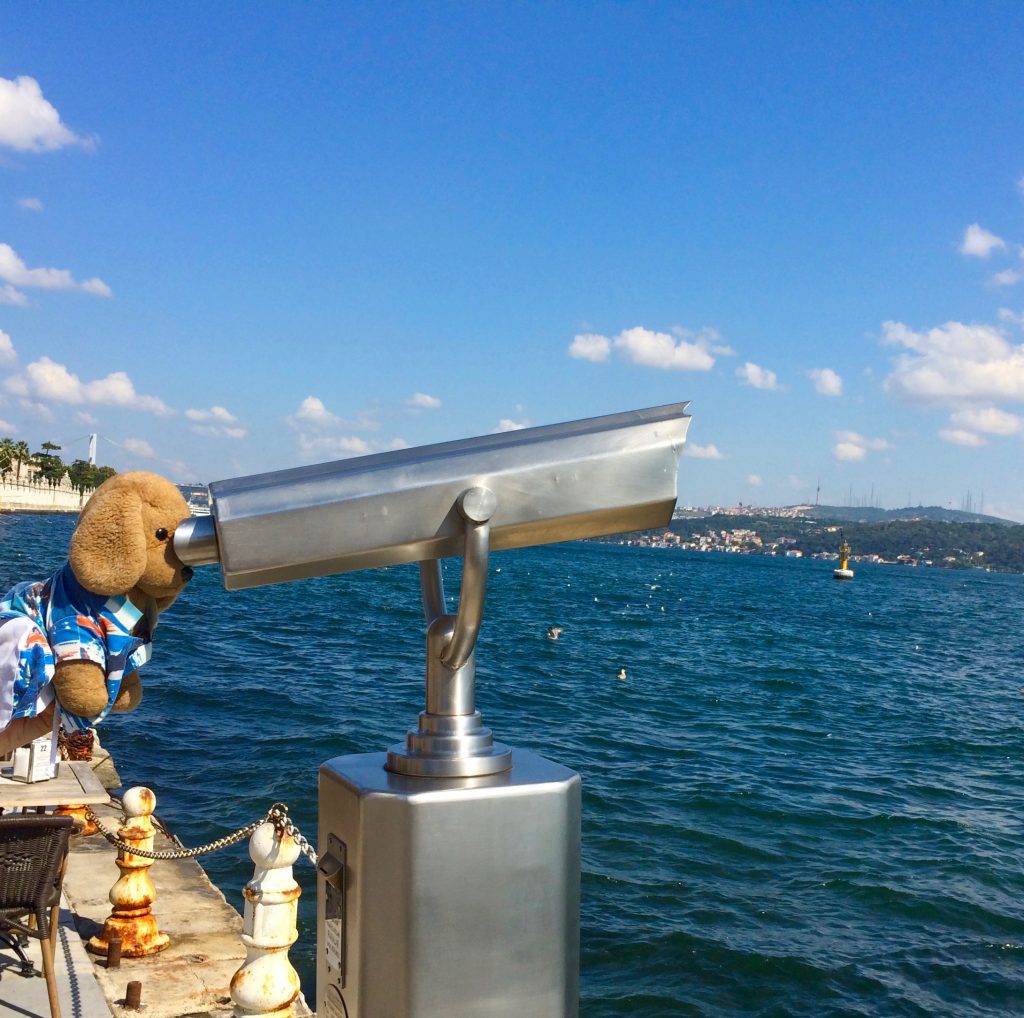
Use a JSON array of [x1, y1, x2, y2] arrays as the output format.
[[155, 528, 169, 541]]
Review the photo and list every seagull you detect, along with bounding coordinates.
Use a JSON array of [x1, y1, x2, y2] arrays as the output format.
[[546, 626, 564, 641], [616, 668, 628, 681]]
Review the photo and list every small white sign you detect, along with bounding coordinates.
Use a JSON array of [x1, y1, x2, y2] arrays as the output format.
[[10, 713, 59, 782]]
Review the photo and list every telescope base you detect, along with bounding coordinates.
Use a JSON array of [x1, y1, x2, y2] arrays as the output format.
[[317, 749, 581, 1018]]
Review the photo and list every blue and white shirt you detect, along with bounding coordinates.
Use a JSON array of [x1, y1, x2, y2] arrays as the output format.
[[0, 563, 152, 733]]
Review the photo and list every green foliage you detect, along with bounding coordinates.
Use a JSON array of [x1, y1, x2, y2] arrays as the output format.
[[1, 437, 117, 494], [662, 514, 1024, 573], [33, 443, 66, 487]]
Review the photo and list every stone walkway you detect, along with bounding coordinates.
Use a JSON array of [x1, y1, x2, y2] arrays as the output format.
[[0, 895, 112, 1018], [2, 800, 312, 1017]]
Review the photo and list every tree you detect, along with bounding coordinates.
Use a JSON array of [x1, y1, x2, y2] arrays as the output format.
[[33, 443, 66, 488], [66, 460, 116, 494], [12, 440, 30, 482], [67, 459, 96, 495], [0, 437, 13, 481]]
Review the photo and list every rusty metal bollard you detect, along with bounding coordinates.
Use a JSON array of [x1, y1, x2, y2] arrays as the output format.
[[87, 786, 170, 958], [54, 802, 97, 836], [56, 729, 98, 834], [230, 821, 302, 1017]]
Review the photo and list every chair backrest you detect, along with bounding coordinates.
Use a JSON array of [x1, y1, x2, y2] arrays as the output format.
[[0, 814, 76, 938]]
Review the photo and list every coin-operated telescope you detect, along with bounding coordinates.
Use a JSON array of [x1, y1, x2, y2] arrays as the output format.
[[176, 402, 690, 1018]]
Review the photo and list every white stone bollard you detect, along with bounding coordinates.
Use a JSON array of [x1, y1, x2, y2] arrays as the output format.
[[230, 822, 302, 1018]]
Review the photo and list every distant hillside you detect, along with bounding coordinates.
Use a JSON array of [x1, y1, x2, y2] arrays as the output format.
[[654, 513, 1024, 572], [796, 504, 1016, 526]]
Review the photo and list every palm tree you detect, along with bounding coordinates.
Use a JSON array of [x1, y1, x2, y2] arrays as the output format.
[[12, 440, 30, 483], [0, 437, 14, 481]]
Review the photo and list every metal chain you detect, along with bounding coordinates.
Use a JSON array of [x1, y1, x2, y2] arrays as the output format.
[[84, 801, 317, 866], [268, 804, 318, 866]]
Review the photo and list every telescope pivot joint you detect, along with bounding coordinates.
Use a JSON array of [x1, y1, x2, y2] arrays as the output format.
[[386, 486, 512, 778]]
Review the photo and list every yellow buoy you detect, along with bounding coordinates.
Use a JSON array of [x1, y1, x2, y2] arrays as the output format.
[[833, 533, 854, 580]]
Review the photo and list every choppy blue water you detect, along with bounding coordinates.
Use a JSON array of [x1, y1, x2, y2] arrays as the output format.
[[3, 512, 1023, 1016]]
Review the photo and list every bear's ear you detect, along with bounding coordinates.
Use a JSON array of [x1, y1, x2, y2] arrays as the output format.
[[70, 482, 148, 595]]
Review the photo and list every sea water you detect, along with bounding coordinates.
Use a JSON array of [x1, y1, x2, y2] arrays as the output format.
[[2, 513, 1022, 1016]]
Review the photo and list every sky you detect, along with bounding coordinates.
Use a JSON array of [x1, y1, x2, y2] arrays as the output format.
[[2, 4, 1024, 519]]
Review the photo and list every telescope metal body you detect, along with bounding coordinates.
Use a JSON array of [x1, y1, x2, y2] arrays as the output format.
[[176, 403, 691, 1018], [174, 402, 690, 589]]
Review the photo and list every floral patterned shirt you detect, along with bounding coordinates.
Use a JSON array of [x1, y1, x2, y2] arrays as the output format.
[[0, 563, 151, 732]]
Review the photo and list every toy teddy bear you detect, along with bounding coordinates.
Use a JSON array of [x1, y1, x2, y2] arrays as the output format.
[[0, 471, 193, 756]]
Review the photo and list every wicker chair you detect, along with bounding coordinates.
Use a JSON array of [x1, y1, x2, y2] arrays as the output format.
[[0, 814, 76, 1018]]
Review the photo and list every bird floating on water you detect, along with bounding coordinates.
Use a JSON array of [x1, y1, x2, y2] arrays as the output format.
[[546, 626, 564, 641], [616, 668, 628, 681]]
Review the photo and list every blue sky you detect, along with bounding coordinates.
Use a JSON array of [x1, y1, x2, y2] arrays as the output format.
[[2, 4, 1024, 518]]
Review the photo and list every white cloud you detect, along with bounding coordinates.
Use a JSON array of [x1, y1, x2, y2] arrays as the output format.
[[288, 395, 378, 432], [833, 441, 866, 461], [495, 418, 529, 432], [832, 430, 888, 461], [998, 308, 1024, 328], [405, 392, 442, 410], [960, 223, 1006, 258], [287, 396, 389, 459], [939, 428, 987, 447], [122, 437, 156, 458], [569, 325, 718, 371], [297, 433, 371, 458], [0, 243, 111, 301], [191, 424, 246, 439], [949, 406, 1023, 436], [882, 319, 1024, 402], [4, 356, 170, 414], [747, 474, 762, 486], [736, 361, 780, 390], [809, 367, 843, 396], [568, 333, 611, 363], [76, 411, 98, 426], [677, 326, 733, 356], [186, 405, 237, 423], [291, 395, 340, 428], [187, 405, 246, 439], [18, 400, 51, 420], [991, 269, 1022, 287], [17, 197, 43, 212], [0, 284, 28, 306], [835, 430, 889, 451], [683, 442, 725, 460], [0, 75, 91, 152], [0, 329, 16, 365], [0, 418, 14, 432], [615, 326, 716, 371]]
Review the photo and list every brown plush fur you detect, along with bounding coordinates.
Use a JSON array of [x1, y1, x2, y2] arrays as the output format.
[[53, 472, 192, 718]]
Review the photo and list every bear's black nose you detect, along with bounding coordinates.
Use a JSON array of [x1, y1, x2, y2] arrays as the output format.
[[182, 566, 194, 583]]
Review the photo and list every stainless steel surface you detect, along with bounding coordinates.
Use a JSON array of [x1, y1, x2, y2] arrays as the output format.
[[389, 500, 512, 777], [172, 515, 219, 567], [441, 487, 493, 671], [318, 749, 581, 1018], [418, 561, 445, 625], [424, 616, 475, 717], [180, 402, 690, 588], [386, 611, 513, 776]]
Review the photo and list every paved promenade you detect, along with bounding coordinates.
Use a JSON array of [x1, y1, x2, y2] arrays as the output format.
[[2, 785, 313, 1016]]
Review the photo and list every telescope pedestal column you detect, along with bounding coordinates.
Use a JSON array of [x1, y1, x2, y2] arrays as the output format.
[[317, 494, 581, 1017], [316, 750, 580, 1018]]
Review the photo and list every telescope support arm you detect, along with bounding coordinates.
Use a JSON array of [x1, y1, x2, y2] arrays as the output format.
[[388, 486, 512, 777], [418, 561, 445, 625], [441, 487, 495, 671]]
